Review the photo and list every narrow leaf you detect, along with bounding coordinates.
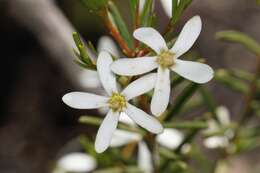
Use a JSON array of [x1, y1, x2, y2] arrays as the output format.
[[215, 69, 249, 94], [140, 0, 154, 27], [108, 1, 134, 49], [216, 30, 260, 56]]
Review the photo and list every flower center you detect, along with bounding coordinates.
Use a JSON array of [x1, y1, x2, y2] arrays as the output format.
[[156, 50, 175, 69], [108, 93, 126, 112]]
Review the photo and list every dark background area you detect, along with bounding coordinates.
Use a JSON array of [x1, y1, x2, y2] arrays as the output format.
[[0, 0, 259, 173]]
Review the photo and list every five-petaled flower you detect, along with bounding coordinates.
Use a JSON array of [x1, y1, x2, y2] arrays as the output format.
[[111, 16, 214, 116], [62, 51, 163, 153]]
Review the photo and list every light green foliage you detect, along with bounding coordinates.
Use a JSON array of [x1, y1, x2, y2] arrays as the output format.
[[216, 30, 260, 56]]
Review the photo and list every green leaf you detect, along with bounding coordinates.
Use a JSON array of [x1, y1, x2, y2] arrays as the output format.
[[159, 147, 180, 160], [72, 32, 96, 70], [108, 1, 134, 49], [93, 166, 142, 173], [171, 0, 193, 25], [214, 69, 249, 94], [230, 69, 254, 82], [163, 121, 208, 129], [129, 0, 139, 19], [80, 0, 108, 11], [216, 30, 260, 56], [257, 0, 260, 5], [140, 0, 154, 27], [74, 59, 96, 70]]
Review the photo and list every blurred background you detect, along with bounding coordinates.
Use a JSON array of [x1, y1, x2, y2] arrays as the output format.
[[0, 0, 260, 173]]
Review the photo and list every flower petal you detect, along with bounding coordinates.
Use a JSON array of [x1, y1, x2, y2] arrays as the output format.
[[203, 136, 229, 149], [95, 110, 119, 153], [125, 103, 163, 134], [171, 16, 202, 58], [62, 92, 108, 109], [156, 129, 184, 150], [160, 0, 172, 18], [151, 67, 171, 116], [110, 129, 142, 147], [138, 142, 153, 173], [216, 106, 231, 126], [134, 27, 168, 54], [97, 36, 120, 58], [171, 59, 214, 84], [97, 51, 118, 95], [111, 56, 158, 76], [121, 73, 157, 100], [119, 112, 136, 126], [78, 70, 101, 89], [57, 152, 97, 173]]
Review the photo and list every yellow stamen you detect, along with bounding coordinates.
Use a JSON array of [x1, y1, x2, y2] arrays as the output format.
[[108, 93, 126, 112], [156, 50, 175, 69]]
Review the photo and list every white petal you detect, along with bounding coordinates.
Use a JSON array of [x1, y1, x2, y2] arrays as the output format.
[[138, 142, 153, 173], [216, 106, 231, 126], [160, 0, 180, 18], [121, 73, 157, 100], [156, 128, 184, 150], [125, 103, 163, 134], [62, 92, 108, 109], [95, 110, 119, 153], [151, 67, 171, 116], [110, 129, 142, 147], [171, 59, 214, 84], [57, 152, 97, 172], [111, 56, 158, 76], [119, 112, 136, 126], [160, 0, 172, 18], [139, 0, 146, 13], [97, 36, 120, 58], [134, 27, 168, 54], [204, 136, 229, 149], [97, 51, 118, 95], [171, 16, 202, 58], [78, 70, 101, 89]]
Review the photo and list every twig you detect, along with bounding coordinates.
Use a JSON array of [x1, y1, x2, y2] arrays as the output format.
[[102, 10, 134, 57]]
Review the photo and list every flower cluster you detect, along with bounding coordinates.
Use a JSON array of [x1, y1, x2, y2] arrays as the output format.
[[62, 16, 214, 153]]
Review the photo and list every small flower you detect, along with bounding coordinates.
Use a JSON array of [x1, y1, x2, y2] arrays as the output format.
[[203, 106, 234, 149], [54, 152, 97, 173], [111, 16, 214, 116], [62, 51, 163, 153]]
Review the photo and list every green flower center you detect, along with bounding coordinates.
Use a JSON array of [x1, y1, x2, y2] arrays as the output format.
[[156, 50, 175, 69], [108, 93, 126, 112]]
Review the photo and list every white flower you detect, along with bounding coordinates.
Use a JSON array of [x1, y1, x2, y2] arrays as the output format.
[[203, 106, 234, 149], [111, 16, 214, 116], [54, 152, 97, 173], [62, 51, 163, 153], [110, 113, 184, 173]]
